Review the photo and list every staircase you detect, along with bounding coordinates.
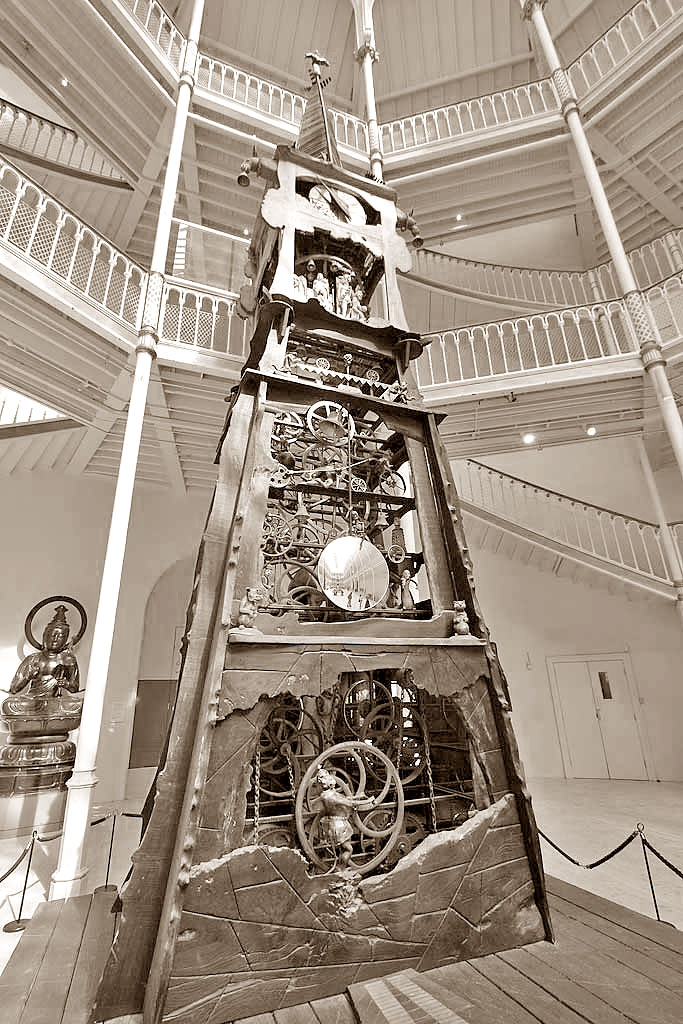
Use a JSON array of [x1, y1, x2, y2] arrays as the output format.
[[0, 99, 129, 186], [452, 459, 680, 601]]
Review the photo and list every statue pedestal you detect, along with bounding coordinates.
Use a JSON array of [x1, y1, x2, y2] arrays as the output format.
[[0, 786, 68, 838], [0, 694, 82, 833]]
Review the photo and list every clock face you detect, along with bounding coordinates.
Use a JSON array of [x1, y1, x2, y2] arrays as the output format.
[[308, 184, 368, 226]]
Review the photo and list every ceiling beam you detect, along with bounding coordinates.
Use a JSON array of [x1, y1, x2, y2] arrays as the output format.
[[587, 126, 683, 229], [65, 362, 133, 475], [112, 108, 174, 252]]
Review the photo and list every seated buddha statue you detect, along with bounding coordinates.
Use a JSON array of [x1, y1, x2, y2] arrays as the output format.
[[8, 605, 80, 700], [1, 604, 83, 739], [0, 602, 85, 793]]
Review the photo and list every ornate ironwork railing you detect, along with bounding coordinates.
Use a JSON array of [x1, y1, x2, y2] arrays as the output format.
[[452, 459, 674, 585], [0, 100, 125, 182], [0, 159, 144, 327]]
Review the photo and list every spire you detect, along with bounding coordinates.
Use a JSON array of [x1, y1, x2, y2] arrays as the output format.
[[297, 52, 342, 167]]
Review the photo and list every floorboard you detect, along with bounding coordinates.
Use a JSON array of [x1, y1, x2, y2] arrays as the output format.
[[2, 874, 681, 1023], [0, 900, 63, 1024]]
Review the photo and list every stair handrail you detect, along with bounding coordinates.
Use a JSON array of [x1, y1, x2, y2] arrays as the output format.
[[463, 458, 662, 526], [453, 458, 674, 585], [0, 97, 125, 183]]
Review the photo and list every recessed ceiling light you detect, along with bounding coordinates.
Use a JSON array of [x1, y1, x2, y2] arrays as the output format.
[[60, 76, 69, 88], [586, 425, 597, 436], [522, 432, 536, 445], [456, 213, 462, 221], [242, 227, 250, 236]]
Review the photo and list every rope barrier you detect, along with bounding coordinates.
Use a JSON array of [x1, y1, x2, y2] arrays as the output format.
[[539, 821, 682, 927], [0, 838, 32, 884]]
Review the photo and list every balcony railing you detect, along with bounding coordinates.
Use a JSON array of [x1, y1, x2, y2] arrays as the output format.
[[569, 0, 683, 99], [0, 100, 125, 182], [412, 229, 682, 309], [380, 80, 558, 156], [117, 0, 185, 71], [114, 0, 682, 161], [452, 459, 674, 586], [415, 300, 638, 389], [0, 157, 680, 388], [0, 159, 144, 327], [160, 280, 248, 358]]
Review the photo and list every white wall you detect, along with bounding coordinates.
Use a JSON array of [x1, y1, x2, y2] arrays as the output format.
[[468, 541, 683, 782], [0, 472, 208, 809]]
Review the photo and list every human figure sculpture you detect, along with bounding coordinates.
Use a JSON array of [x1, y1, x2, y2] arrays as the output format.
[[335, 272, 354, 318], [314, 767, 374, 868], [312, 272, 333, 311], [400, 569, 416, 610], [349, 284, 367, 321], [305, 259, 317, 293], [8, 605, 79, 700], [237, 588, 262, 629], [453, 600, 471, 636]]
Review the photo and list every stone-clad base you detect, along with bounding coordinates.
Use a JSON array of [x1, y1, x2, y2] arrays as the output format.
[[163, 794, 544, 1024]]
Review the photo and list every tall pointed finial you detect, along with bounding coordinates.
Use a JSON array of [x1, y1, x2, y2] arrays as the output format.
[[296, 51, 341, 166]]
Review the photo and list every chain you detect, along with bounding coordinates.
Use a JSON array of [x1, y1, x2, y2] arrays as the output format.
[[417, 693, 437, 832], [284, 743, 296, 799], [395, 697, 404, 775], [423, 731, 437, 832], [253, 747, 261, 845]]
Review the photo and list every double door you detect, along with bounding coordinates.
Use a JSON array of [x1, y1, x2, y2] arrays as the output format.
[[549, 655, 649, 780]]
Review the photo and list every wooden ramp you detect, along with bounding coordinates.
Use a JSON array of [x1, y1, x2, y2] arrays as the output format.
[[1, 878, 681, 1023], [238, 877, 683, 1024], [0, 888, 117, 1024]]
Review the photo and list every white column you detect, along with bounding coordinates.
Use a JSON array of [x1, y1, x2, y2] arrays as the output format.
[[520, 0, 683, 491], [351, 0, 383, 181], [665, 230, 683, 274], [51, 0, 206, 900], [635, 438, 683, 624]]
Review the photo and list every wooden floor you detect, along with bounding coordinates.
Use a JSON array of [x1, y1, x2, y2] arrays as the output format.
[[1, 877, 682, 1023]]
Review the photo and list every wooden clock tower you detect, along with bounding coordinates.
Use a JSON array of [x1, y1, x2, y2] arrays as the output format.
[[94, 57, 551, 1024]]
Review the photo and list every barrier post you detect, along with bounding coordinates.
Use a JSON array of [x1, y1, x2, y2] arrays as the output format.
[[3, 830, 37, 933]]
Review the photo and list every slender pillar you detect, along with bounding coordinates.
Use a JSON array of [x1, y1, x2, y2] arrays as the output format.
[[351, 0, 383, 181], [520, 0, 683, 488], [665, 231, 683, 274], [587, 268, 619, 356], [51, 0, 206, 900], [635, 437, 683, 623]]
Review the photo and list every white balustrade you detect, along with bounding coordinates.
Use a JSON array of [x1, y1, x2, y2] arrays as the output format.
[[0, 386, 62, 425], [0, 100, 124, 181], [452, 460, 671, 584], [569, 0, 682, 98], [159, 280, 248, 358], [0, 160, 144, 327], [415, 301, 637, 388], [643, 273, 683, 344], [412, 228, 683, 309], [116, 0, 682, 172], [117, 0, 185, 70], [380, 80, 558, 155]]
